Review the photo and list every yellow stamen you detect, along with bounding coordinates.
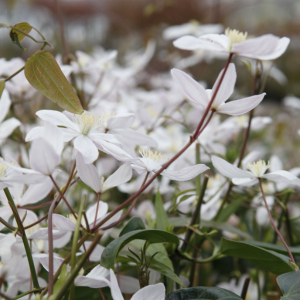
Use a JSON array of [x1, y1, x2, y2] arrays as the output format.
[[139, 149, 167, 163], [225, 28, 248, 50], [247, 160, 270, 177], [73, 111, 102, 135]]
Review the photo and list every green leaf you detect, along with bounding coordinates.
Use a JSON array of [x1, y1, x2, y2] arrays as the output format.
[[0, 81, 5, 98], [49, 264, 69, 300], [9, 22, 32, 50], [119, 216, 145, 236], [24, 52, 83, 114], [277, 270, 300, 300], [100, 229, 179, 269], [245, 241, 300, 256], [165, 286, 243, 300], [220, 238, 294, 274], [155, 189, 169, 230], [216, 198, 243, 222]]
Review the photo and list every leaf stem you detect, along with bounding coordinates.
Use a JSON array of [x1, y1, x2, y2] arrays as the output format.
[[3, 188, 40, 290], [258, 179, 295, 264]]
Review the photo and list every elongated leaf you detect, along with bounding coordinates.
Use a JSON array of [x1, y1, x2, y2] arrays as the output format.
[[0, 81, 5, 99], [220, 238, 294, 274], [165, 286, 242, 300], [25, 52, 83, 114], [10, 22, 32, 50], [100, 229, 179, 269], [277, 270, 300, 300], [245, 241, 300, 256], [216, 198, 243, 222], [155, 189, 170, 230], [119, 216, 145, 236]]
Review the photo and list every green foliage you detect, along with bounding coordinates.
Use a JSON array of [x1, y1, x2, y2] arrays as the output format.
[[220, 238, 295, 274], [24, 52, 84, 114], [9, 22, 32, 50], [100, 229, 179, 269], [119, 216, 146, 236], [49, 264, 69, 300], [0, 81, 5, 98], [277, 270, 300, 300], [155, 189, 170, 230], [165, 286, 243, 300]]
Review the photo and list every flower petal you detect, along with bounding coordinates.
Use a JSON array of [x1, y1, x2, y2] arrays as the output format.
[[74, 135, 99, 164], [107, 114, 135, 129], [109, 269, 124, 300], [262, 170, 299, 183], [171, 68, 209, 108], [52, 214, 76, 232], [25, 126, 44, 142], [211, 63, 236, 109], [76, 152, 102, 193], [161, 164, 209, 181], [0, 118, 21, 139], [131, 283, 165, 300], [0, 89, 11, 123], [232, 177, 258, 186], [36, 110, 79, 132], [211, 156, 254, 179], [217, 93, 265, 116], [103, 163, 132, 192]]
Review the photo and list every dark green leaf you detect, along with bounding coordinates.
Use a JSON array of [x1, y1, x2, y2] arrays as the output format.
[[277, 270, 300, 300], [0, 81, 5, 98], [119, 216, 145, 236], [216, 198, 243, 222], [24, 52, 83, 114], [220, 238, 294, 274], [100, 229, 179, 269], [155, 189, 170, 230], [9, 22, 32, 50], [245, 241, 300, 256], [165, 286, 242, 300]]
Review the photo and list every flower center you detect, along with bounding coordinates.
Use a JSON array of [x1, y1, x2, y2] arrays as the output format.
[[73, 111, 102, 135], [101, 111, 115, 128], [247, 160, 270, 177], [225, 28, 247, 51], [139, 149, 167, 163], [0, 163, 8, 178], [68, 213, 78, 224]]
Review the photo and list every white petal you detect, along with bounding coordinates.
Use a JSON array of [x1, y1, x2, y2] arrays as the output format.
[[263, 170, 299, 183], [74, 135, 99, 164], [36, 110, 79, 132], [30, 139, 60, 175], [119, 275, 140, 294], [131, 283, 165, 300], [28, 228, 66, 240], [0, 118, 21, 139], [44, 122, 64, 155], [97, 140, 132, 161], [59, 127, 80, 142], [103, 163, 132, 192], [211, 63, 236, 109], [109, 269, 124, 300], [0, 234, 16, 261], [270, 155, 283, 172], [86, 201, 108, 225], [171, 68, 209, 108], [0, 89, 11, 123], [89, 132, 120, 145], [232, 177, 258, 186], [107, 114, 135, 129], [25, 126, 44, 142], [52, 214, 76, 232], [217, 93, 265, 116], [211, 156, 254, 179], [20, 177, 53, 206], [33, 253, 69, 274], [76, 152, 102, 192], [173, 35, 203, 50], [161, 164, 209, 181], [75, 272, 110, 288], [80, 242, 105, 261]]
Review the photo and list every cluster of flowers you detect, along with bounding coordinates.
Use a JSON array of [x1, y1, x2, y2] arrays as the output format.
[[0, 23, 299, 299]]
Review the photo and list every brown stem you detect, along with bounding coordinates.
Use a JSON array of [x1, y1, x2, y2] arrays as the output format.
[[241, 277, 250, 300], [193, 53, 233, 139], [258, 179, 295, 264], [93, 192, 102, 229]]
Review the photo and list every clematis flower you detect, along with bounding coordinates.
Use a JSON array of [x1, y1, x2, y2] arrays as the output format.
[[76, 152, 132, 193], [174, 28, 290, 60], [33, 110, 122, 164], [109, 269, 165, 300], [211, 156, 300, 186], [130, 149, 209, 181], [172, 64, 265, 116]]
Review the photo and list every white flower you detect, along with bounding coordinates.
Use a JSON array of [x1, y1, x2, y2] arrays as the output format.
[[212, 156, 300, 186], [172, 64, 265, 116], [174, 28, 290, 60]]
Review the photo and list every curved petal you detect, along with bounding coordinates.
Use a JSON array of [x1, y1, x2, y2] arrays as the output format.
[[36, 110, 79, 132], [217, 93, 265, 115], [86, 201, 108, 225], [171, 68, 209, 108], [76, 152, 102, 193], [262, 170, 299, 183], [25, 126, 44, 142], [232, 177, 258, 186], [131, 283, 165, 300], [107, 114, 135, 129], [103, 163, 132, 192], [211, 63, 236, 109], [52, 214, 76, 232], [80, 241, 105, 261], [0, 118, 21, 139], [173, 35, 203, 50], [74, 135, 99, 164], [270, 155, 283, 172], [97, 140, 132, 162], [161, 164, 209, 181], [211, 156, 254, 179], [109, 269, 124, 300]]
